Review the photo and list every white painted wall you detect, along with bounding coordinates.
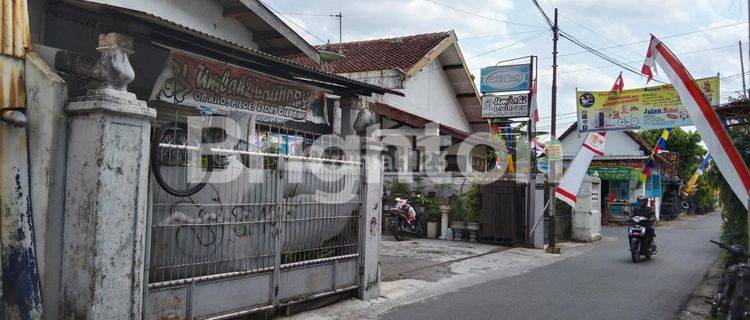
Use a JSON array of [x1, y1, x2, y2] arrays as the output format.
[[560, 131, 645, 158], [383, 59, 472, 133], [85, 0, 258, 49]]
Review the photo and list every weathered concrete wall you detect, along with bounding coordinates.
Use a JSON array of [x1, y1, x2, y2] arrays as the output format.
[[25, 51, 69, 320], [338, 69, 403, 89], [60, 33, 156, 319], [0, 55, 45, 319], [61, 92, 155, 319]]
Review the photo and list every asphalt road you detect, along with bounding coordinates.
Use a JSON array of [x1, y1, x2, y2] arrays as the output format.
[[382, 212, 722, 320]]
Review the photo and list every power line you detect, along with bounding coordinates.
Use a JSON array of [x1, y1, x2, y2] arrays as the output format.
[[559, 13, 644, 60], [424, 0, 548, 29], [530, 0, 554, 28], [280, 12, 338, 17], [469, 30, 550, 59], [721, 71, 750, 79], [460, 30, 544, 41], [538, 43, 737, 77], [539, 21, 748, 61], [559, 29, 656, 82], [260, 0, 328, 43]]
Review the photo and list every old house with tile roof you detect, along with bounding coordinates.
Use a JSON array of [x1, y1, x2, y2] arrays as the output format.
[[293, 30, 489, 175]]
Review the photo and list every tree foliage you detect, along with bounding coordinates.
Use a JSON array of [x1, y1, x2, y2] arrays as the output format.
[[705, 126, 750, 246], [640, 127, 705, 181]]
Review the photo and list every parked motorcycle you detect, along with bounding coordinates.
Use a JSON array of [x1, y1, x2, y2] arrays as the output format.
[[386, 199, 421, 241], [628, 215, 656, 263], [709, 240, 750, 319]]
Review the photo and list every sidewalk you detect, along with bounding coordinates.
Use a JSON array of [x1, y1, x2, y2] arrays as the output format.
[[283, 237, 604, 320], [380, 237, 507, 282]]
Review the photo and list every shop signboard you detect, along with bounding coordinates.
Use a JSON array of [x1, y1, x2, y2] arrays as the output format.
[[576, 77, 719, 133], [480, 64, 531, 93], [481, 93, 530, 118], [151, 50, 325, 123], [587, 166, 641, 181]]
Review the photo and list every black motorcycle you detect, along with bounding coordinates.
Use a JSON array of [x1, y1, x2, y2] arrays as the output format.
[[628, 216, 656, 263], [709, 240, 750, 319], [386, 208, 422, 241]]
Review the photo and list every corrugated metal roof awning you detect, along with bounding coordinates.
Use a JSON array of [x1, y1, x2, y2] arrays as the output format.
[[53, 0, 402, 98]]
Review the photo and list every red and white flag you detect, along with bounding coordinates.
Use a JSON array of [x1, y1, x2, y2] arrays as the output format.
[[642, 35, 750, 208], [611, 72, 624, 92], [555, 131, 607, 206], [530, 78, 539, 123]]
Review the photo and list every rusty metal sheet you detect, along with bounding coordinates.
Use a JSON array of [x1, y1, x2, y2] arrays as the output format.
[[0, 55, 25, 110], [1, 0, 31, 58]]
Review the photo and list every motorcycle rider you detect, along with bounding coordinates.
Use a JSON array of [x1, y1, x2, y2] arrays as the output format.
[[395, 197, 417, 228], [632, 194, 656, 249]]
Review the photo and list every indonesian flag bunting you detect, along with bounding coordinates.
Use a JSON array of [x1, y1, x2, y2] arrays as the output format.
[[640, 128, 671, 183], [555, 131, 607, 206], [684, 153, 711, 194], [643, 35, 750, 208], [611, 72, 624, 92]]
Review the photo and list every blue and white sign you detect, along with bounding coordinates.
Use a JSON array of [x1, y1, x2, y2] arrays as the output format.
[[480, 64, 531, 93]]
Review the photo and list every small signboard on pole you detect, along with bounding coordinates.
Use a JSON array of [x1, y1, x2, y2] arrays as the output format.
[[480, 64, 531, 93], [481, 93, 530, 118]]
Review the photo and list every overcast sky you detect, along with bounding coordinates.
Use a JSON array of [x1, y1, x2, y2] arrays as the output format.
[[265, 0, 749, 134]]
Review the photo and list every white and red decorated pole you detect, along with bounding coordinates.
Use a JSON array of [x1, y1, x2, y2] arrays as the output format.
[[555, 131, 607, 206], [642, 35, 750, 209]]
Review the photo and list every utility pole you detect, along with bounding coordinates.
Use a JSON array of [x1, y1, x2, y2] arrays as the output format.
[[551, 8, 559, 137], [335, 12, 343, 53], [546, 8, 560, 254], [741, 41, 747, 99]]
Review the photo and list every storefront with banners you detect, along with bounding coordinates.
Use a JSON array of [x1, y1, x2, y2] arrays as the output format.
[[560, 124, 665, 223], [587, 159, 648, 219]]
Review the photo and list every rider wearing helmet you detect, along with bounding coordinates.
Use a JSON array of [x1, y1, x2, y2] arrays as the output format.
[[632, 194, 656, 246]]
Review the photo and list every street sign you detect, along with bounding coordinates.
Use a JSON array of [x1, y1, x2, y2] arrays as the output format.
[[481, 93, 530, 118], [480, 64, 531, 93], [537, 158, 549, 174]]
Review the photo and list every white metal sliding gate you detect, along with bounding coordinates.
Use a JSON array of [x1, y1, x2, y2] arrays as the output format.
[[144, 121, 362, 319]]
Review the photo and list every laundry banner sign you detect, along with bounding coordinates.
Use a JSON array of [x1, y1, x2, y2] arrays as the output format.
[[480, 64, 531, 93], [575, 76, 719, 133], [481, 93, 530, 118], [151, 50, 323, 122]]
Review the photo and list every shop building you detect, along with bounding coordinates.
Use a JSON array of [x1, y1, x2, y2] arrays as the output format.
[[559, 123, 666, 222]]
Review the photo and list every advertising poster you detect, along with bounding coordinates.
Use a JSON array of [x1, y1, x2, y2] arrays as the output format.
[[576, 77, 719, 132]]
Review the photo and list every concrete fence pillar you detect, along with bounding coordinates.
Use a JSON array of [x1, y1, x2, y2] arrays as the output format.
[[358, 137, 383, 300], [60, 33, 155, 319]]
